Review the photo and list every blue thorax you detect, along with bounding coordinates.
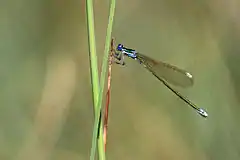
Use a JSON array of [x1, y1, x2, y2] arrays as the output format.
[[117, 44, 137, 59]]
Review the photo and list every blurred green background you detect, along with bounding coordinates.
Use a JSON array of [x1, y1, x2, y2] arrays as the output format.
[[1, 0, 240, 160]]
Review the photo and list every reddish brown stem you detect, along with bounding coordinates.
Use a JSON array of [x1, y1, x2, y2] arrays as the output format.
[[103, 38, 115, 151]]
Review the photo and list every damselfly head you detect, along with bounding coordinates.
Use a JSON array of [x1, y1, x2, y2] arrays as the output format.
[[117, 44, 124, 51]]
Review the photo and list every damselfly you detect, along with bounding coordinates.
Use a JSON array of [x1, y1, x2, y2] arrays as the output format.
[[114, 44, 208, 118]]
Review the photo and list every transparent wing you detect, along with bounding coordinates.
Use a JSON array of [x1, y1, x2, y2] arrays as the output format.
[[136, 53, 194, 88]]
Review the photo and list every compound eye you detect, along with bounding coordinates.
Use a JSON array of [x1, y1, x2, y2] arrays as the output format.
[[117, 44, 123, 51]]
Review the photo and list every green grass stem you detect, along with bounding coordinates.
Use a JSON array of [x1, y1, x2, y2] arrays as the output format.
[[89, 0, 116, 159], [86, 0, 99, 107], [85, 0, 103, 159]]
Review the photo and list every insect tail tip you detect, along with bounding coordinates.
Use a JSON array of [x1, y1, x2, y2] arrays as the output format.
[[197, 108, 208, 118]]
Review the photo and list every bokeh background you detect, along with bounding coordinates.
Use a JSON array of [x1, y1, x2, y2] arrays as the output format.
[[1, 0, 240, 160]]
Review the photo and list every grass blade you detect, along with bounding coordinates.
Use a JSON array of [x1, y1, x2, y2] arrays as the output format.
[[90, 0, 116, 159], [85, 0, 101, 159], [85, 0, 99, 107]]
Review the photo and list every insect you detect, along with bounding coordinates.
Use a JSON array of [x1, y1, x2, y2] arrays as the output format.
[[114, 43, 208, 118]]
